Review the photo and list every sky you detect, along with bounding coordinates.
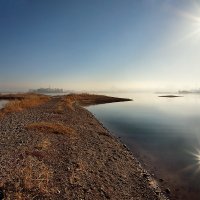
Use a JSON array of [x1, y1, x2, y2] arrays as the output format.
[[1, 0, 200, 92]]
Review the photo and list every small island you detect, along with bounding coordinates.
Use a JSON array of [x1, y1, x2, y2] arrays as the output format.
[[158, 95, 182, 98]]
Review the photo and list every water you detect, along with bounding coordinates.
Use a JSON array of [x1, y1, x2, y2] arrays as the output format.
[[88, 93, 200, 200], [41, 92, 70, 96], [0, 100, 7, 109]]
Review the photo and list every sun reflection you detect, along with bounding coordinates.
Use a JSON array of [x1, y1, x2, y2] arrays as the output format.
[[191, 149, 200, 165], [181, 148, 200, 176]]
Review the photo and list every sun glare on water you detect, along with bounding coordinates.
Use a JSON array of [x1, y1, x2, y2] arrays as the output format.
[[192, 149, 200, 165], [185, 148, 200, 175], [180, 148, 200, 175]]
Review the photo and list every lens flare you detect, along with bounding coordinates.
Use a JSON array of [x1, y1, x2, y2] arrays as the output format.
[[180, 148, 200, 176], [192, 149, 200, 165], [177, 9, 200, 42]]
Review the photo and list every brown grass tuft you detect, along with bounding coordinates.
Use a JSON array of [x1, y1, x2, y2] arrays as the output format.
[[61, 95, 76, 111], [3, 156, 54, 199], [37, 138, 51, 150], [0, 94, 50, 116], [26, 122, 76, 135], [21, 156, 53, 192], [53, 95, 76, 113], [54, 94, 81, 112], [54, 100, 65, 114]]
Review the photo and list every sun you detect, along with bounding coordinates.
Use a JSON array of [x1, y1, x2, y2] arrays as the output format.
[[178, 9, 200, 41]]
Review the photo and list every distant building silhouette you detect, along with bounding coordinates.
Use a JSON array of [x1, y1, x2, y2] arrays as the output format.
[[179, 89, 200, 94], [29, 87, 64, 93]]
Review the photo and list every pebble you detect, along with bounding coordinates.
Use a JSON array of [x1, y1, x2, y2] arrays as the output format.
[[165, 188, 171, 194], [0, 188, 4, 200]]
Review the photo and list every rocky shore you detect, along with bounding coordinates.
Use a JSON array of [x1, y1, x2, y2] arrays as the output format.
[[0, 94, 167, 199]]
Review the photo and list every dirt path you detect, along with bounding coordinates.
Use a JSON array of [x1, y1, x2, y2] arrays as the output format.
[[0, 95, 167, 199]]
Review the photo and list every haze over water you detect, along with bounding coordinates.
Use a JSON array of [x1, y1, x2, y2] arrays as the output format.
[[88, 93, 200, 200]]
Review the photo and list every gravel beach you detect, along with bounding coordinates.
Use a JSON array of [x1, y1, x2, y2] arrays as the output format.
[[0, 94, 167, 199]]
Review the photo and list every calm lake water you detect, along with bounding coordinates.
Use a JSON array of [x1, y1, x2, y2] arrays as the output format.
[[88, 93, 200, 200], [0, 100, 7, 109]]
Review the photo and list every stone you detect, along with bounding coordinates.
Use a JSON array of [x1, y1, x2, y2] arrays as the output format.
[[165, 188, 171, 194]]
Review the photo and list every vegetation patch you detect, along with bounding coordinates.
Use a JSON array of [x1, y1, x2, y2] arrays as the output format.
[[0, 93, 50, 117], [37, 138, 51, 150], [26, 122, 76, 136], [53, 93, 131, 112], [54, 99, 68, 113], [2, 156, 54, 199], [65, 93, 132, 106]]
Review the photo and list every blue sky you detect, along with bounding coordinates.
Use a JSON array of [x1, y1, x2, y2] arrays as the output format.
[[1, 0, 200, 92]]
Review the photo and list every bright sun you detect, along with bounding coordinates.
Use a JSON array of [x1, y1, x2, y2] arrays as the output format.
[[179, 10, 200, 40]]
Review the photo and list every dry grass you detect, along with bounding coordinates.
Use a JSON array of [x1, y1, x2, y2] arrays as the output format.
[[55, 93, 94, 111], [61, 93, 131, 108], [0, 93, 50, 116], [26, 121, 76, 136], [54, 95, 76, 112], [21, 156, 53, 193], [37, 138, 51, 150], [2, 155, 54, 199], [54, 103, 64, 114], [62, 95, 76, 111], [65, 96, 75, 110], [54, 93, 127, 112], [54, 100, 66, 114]]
